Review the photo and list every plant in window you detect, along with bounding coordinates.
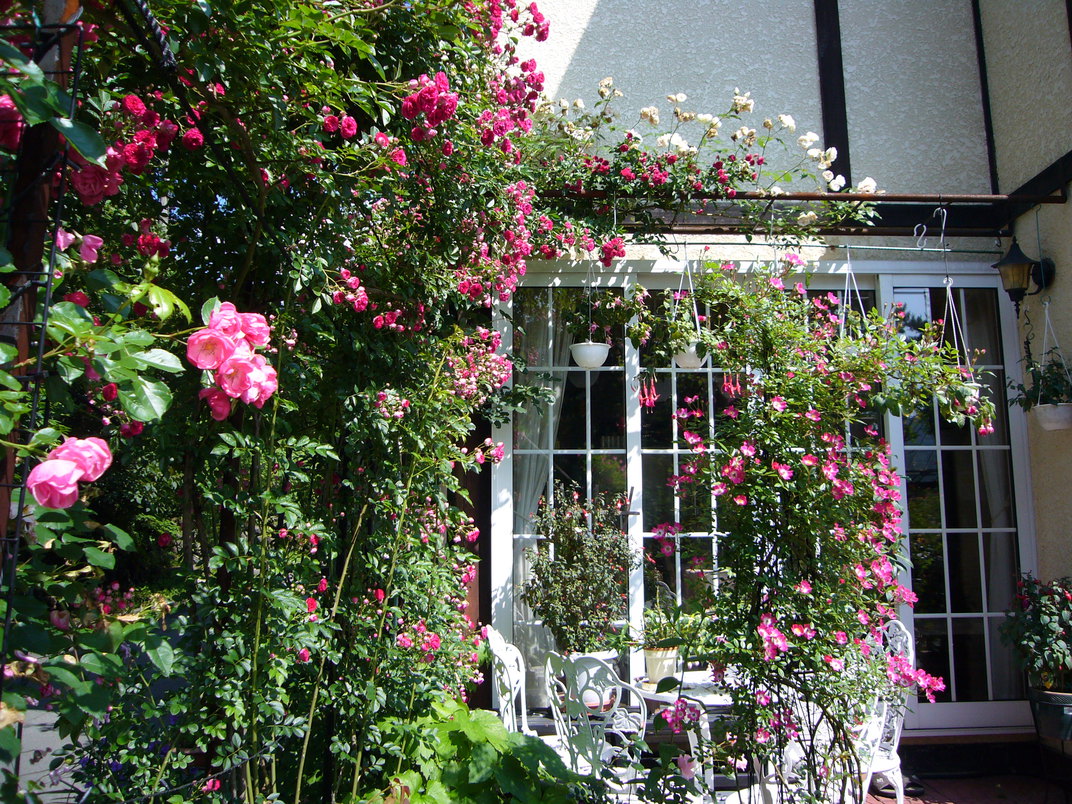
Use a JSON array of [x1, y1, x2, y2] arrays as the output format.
[[521, 481, 638, 654]]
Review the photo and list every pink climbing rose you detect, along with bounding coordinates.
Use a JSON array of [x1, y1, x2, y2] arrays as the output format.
[[48, 437, 112, 482], [186, 328, 237, 370], [26, 459, 84, 509]]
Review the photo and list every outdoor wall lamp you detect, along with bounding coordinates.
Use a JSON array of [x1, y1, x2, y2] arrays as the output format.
[[992, 237, 1055, 317]]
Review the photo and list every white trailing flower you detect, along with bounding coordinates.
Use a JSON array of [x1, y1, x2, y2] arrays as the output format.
[[731, 88, 754, 113], [827, 174, 846, 192], [666, 92, 688, 103], [640, 106, 660, 125], [797, 211, 819, 226], [857, 176, 878, 193], [798, 131, 819, 149], [697, 113, 714, 124], [778, 114, 797, 132]]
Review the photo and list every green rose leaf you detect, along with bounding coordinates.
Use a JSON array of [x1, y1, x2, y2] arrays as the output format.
[[118, 375, 173, 421]]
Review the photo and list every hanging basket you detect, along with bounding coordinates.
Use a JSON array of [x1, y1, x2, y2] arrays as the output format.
[[570, 341, 610, 369], [1032, 403, 1072, 431], [673, 341, 707, 370]]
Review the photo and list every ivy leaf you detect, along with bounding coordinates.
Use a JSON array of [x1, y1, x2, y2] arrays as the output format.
[[118, 375, 173, 421]]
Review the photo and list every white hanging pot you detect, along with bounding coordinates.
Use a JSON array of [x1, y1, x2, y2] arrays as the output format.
[[1033, 403, 1072, 431], [673, 341, 707, 370], [571, 341, 610, 369]]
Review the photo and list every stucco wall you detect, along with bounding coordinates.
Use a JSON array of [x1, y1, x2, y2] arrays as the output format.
[[520, 0, 824, 137], [979, 0, 1072, 192], [979, 1, 1072, 579], [839, 0, 991, 194]]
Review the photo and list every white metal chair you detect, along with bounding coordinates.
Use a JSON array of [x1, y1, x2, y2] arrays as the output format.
[[723, 693, 887, 804], [486, 626, 533, 735], [868, 618, 914, 804], [544, 651, 648, 792]]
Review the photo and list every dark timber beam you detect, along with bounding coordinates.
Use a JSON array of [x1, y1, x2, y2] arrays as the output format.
[[813, 0, 852, 186]]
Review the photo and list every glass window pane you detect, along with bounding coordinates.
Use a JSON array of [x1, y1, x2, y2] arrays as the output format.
[[512, 371, 559, 451], [554, 372, 587, 449], [895, 288, 931, 341], [592, 453, 626, 499], [961, 288, 1002, 366], [980, 370, 1010, 445], [641, 375, 673, 448], [590, 370, 625, 447], [914, 619, 951, 703], [513, 453, 549, 533], [903, 406, 936, 446], [988, 617, 1025, 700], [906, 452, 941, 529], [514, 288, 550, 366], [553, 453, 585, 494], [977, 450, 1014, 528], [942, 451, 978, 528], [644, 538, 679, 598], [910, 531, 946, 613], [947, 533, 983, 613], [938, 407, 972, 446], [642, 454, 676, 531], [952, 618, 988, 701], [983, 534, 1019, 613], [680, 483, 712, 533]]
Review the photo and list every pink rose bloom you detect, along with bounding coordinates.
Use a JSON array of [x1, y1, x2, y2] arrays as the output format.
[[63, 291, 90, 308], [339, 116, 358, 139], [198, 387, 231, 421], [297, 648, 311, 663], [55, 228, 77, 251], [79, 234, 104, 263], [374, 132, 390, 147], [675, 754, 697, 780], [48, 436, 112, 482], [27, 459, 84, 508], [239, 312, 271, 346], [322, 114, 339, 133], [239, 355, 278, 408], [181, 127, 204, 150], [216, 350, 258, 398], [186, 328, 237, 370], [208, 301, 244, 338]]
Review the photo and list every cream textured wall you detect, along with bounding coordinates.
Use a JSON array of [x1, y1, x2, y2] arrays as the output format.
[[979, 0, 1072, 579], [518, 0, 826, 143], [979, 0, 1072, 191], [839, 0, 991, 194]]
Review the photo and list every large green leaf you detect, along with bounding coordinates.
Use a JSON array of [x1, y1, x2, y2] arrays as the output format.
[[132, 348, 184, 373], [118, 375, 173, 421], [50, 117, 107, 165]]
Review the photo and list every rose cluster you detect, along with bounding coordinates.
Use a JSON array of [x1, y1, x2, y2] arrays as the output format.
[[400, 72, 459, 141], [69, 93, 181, 207], [186, 302, 277, 419], [26, 436, 113, 509]]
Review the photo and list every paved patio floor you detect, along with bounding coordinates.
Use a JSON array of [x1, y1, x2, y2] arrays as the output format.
[[866, 774, 1067, 804]]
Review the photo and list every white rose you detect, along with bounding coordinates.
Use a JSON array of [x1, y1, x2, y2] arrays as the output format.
[[797, 211, 819, 226], [857, 176, 878, 193], [806, 147, 823, 160], [697, 113, 714, 124], [824, 146, 838, 164], [799, 131, 819, 149], [656, 133, 671, 148], [821, 170, 834, 182], [778, 114, 796, 133], [731, 88, 754, 113], [827, 174, 846, 192]]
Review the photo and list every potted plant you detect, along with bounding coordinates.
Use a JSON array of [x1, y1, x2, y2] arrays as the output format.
[[565, 287, 645, 368], [1008, 349, 1072, 430], [1000, 573, 1072, 739], [641, 590, 681, 682], [520, 481, 637, 657]]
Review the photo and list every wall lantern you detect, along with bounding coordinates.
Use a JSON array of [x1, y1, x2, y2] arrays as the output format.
[[992, 237, 1055, 316]]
